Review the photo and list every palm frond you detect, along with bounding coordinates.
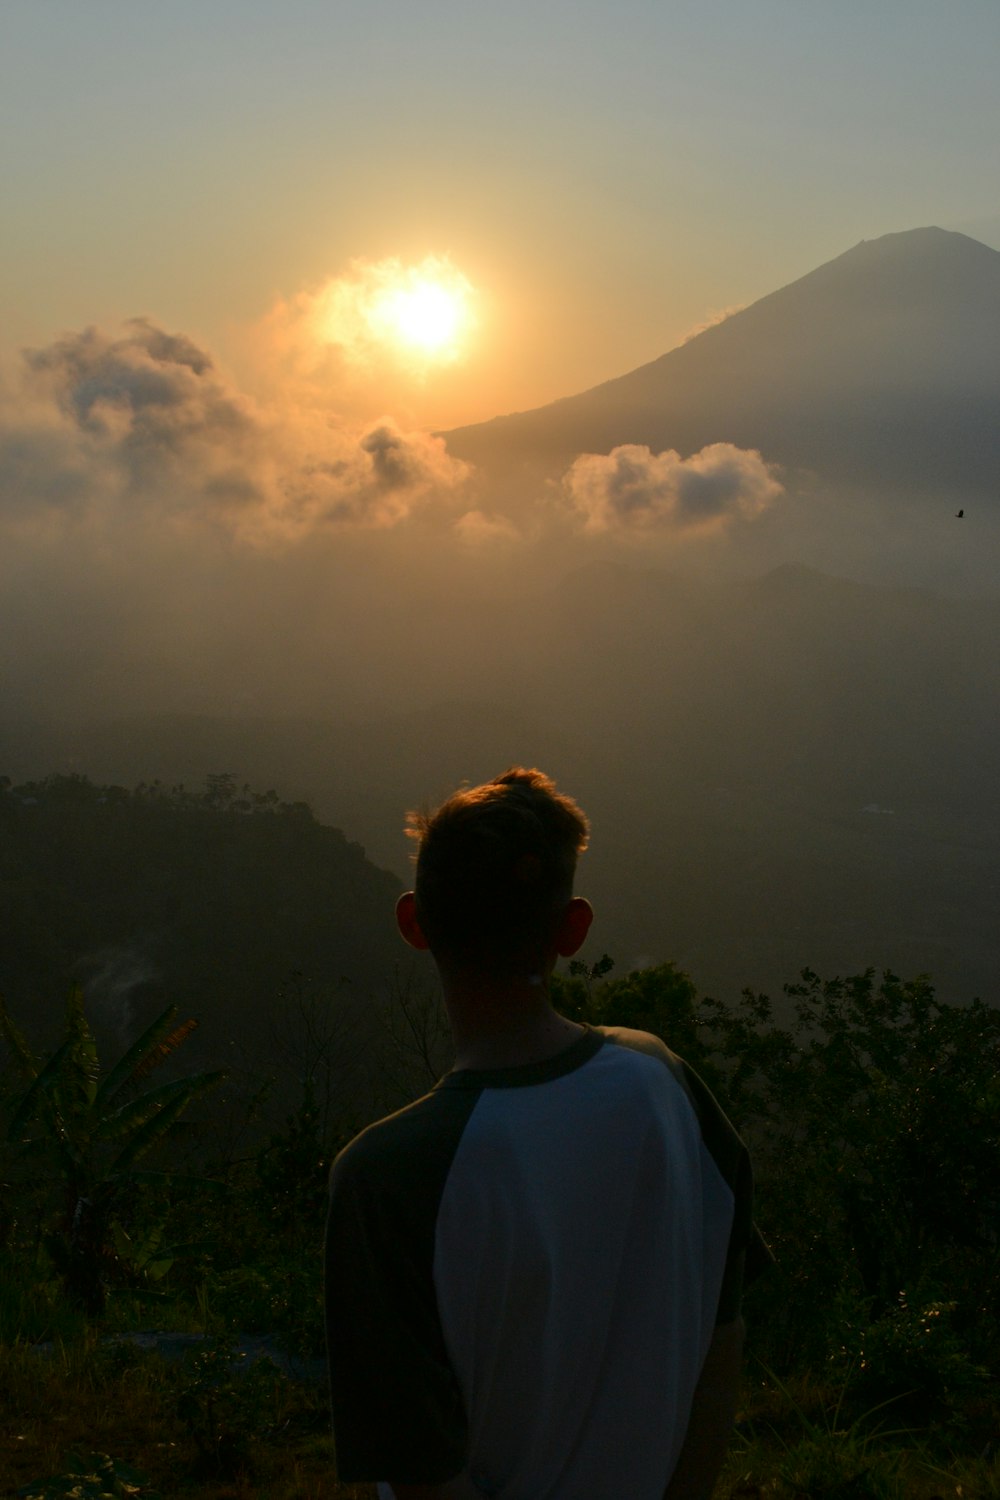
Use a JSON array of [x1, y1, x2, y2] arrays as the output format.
[[129, 1018, 199, 1085], [94, 1006, 179, 1110], [95, 1073, 218, 1145], [64, 986, 100, 1113], [108, 1070, 225, 1174], [6, 1037, 75, 1141], [0, 994, 40, 1080]]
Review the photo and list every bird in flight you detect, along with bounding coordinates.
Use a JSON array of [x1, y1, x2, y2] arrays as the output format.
[[955, 508, 964, 518]]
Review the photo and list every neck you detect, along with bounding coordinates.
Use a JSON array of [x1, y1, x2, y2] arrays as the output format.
[[441, 968, 583, 1070]]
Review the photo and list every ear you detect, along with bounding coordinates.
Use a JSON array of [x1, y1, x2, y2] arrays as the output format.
[[554, 896, 594, 957], [396, 891, 431, 951]]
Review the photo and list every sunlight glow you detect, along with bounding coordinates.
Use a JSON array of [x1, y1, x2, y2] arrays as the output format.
[[311, 255, 476, 370], [371, 276, 466, 356]]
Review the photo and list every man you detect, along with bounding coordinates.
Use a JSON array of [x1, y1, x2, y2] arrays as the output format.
[[326, 767, 765, 1499]]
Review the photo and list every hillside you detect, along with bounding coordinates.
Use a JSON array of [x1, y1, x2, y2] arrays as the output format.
[[0, 774, 404, 1113]]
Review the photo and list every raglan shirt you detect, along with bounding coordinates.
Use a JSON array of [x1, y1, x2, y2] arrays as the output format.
[[325, 1024, 767, 1500]]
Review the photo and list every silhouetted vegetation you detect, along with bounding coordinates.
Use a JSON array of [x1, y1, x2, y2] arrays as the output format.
[[0, 985, 223, 1315], [1, 777, 997, 1495], [554, 959, 1000, 1453], [0, 772, 401, 1129]]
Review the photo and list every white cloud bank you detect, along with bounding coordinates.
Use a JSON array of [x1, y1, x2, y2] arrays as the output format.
[[563, 442, 782, 534], [1, 320, 781, 563], [1, 319, 469, 543]]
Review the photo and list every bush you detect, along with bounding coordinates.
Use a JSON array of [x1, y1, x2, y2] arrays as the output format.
[[846, 1292, 992, 1429], [556, 957, 1000, 1410]]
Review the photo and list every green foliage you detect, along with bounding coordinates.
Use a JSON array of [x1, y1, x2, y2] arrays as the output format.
[[0, 1249, 88, 1343], [109, 1221, 173, 1284], [192, 1249, 325, 1355], [553, 955, 717, 1072], [703, 968, 1000, 1384], [732, 1365, 926, 1500], [174, 1337, 298, 1477], [18, 1451, 162, 1499], [0, 1326, 342, 1500], [768, 1433, 907, 1499], [555, 955, 1000, 1422], [843, 1293, 992, 1427], [1, 989, 224, 1313], [153, 1080, 346, 1358], [252, 1084, 346, 1231]]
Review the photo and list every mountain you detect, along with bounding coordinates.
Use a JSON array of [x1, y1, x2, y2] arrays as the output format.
[[443, 228, 1000, 500]]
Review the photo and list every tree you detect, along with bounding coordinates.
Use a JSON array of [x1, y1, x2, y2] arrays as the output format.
[[1, 987, 224, 1313], [553, 957, 1000, 1389], [552, 956, 716, 1075]]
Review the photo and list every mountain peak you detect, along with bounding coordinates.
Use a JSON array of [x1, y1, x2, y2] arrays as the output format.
[[769, 226, 1000, 283], [443, 227, 1000, 504]]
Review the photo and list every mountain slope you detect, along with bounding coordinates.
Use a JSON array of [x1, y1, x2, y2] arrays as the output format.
[[444, 228, 1000, 498]]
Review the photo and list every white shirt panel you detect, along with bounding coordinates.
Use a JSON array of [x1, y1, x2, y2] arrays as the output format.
[[432, 1041, 735, 1500]]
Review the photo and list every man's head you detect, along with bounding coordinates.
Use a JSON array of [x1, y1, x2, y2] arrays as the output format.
[[398, 767, 591, 978]]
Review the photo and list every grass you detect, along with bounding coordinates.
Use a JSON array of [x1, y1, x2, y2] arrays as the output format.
[[719, 1368, 1000, 1500], [0, 1335, 373, 1500], [0, 1245, 995, 1499], [3, 1333, 996, 1500]]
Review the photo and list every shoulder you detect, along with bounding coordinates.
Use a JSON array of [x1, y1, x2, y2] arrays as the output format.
[[330, 1084, 482, 1208], [593, 1023, 690, 1090], [594, 1023, 678, 1066], [595, 1024, 747, 1185]]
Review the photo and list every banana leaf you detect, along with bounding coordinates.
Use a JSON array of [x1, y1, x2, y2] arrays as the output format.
[[63, 986, 100, 1114], [95, 1072, 226, 1145], [6, 1036, 75, 1142], [109, 1071, 225, 1175], [129, 1018, 199, 1085], [94, 1005, 181, 1111], [0, 994, 40, 1079]]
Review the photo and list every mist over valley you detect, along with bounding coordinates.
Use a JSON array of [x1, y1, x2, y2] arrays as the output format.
[[2, 228, 998, 1040]]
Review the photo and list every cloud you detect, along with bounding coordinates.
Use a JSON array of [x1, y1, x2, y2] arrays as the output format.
[[7, 319, 267, 526], [453, 508, 519, 547], [679, 304, 746, 344], [563, 442, 782, 534], [281, 421, 469, 532], [1, 319, 469, 542], [23, 320, 255, 472]]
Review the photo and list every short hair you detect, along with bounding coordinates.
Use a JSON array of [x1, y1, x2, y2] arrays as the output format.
[[406, 767, 590, 973]]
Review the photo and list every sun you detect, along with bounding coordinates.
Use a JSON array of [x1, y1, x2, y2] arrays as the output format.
[[366, 259, 474, 362], [308, 255, 476, 370], [374, 277, 464, 355]]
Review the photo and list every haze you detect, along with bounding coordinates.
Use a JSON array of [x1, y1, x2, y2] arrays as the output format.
[[2, 3, 998, 1010]]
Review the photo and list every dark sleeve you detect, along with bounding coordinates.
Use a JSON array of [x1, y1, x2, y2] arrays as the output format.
[[677, 1059, 772, 1324], [325, 1089, 479, 1484]]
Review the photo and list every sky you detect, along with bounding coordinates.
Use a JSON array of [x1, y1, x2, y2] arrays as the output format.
[[1, 0, 999, 713], [2, 2, 998, 1002], [3, 0, 1000, 432]]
